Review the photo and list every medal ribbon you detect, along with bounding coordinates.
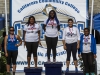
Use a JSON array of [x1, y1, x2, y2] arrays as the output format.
[[30, 25, 35, 30], [50, 19, 54, 28], [10, 35, 14, 42], [84, 36, 89, 44], [69, 27, 73, 36], [30, 24, 35, 33]]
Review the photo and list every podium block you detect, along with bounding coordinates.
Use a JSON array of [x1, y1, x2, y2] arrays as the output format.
[[44, 62, 63, 75], [65, 71, 84, 75], [24, 67, 42, 75]]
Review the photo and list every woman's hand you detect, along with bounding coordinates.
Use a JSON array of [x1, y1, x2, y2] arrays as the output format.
[[39, 41, 42, 46], [24, 41, 26, 48], [15, 44, 19, 47], [5, 52, 8, 57], [44, 35, 46, 41], [94, 54, 97, 59], [63, 45, 67, 50], [77, 44, 80, 49], [78, 54, 81, 58]]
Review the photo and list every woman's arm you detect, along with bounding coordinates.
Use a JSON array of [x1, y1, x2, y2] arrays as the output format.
[[57, 25, 60, 31], [92, 35, 97, 55], [62, 29, 67, 50], [62, 29, 66, 45], [23, 30, 26, 47], [23, 30, 26, 42], [93, 37, 97, 58], [43, 24, 46, 31], [16, 35, 22, 46], [4, 36, 8, 53], [76, 28, 80, 49], [38, 30, 40, 41], [38, 30, 42, 46]]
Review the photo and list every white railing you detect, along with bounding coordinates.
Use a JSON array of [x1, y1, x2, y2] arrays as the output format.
[[4, 0, 8, 35]]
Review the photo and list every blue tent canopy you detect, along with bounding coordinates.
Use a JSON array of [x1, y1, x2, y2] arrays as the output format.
[[93, 13, 100, 32], [0, 17, 5, 30]]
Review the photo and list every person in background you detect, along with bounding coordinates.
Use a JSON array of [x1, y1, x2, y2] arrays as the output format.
[[23, 16, 41, 68], [4, 27, 22, 75], [78, 28, 97, 75], [91, 29, 100, 44], [62, 19, 80, 72], [1, 32, 6, 54], [43, 10, 60, 63]]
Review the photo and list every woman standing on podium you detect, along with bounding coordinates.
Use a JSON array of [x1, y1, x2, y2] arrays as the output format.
[[4, 27, 22, 75], [43, 10, 60, 63], [23, 16, 41, 68], [62, 19, 80, 72], [78, 28, 97, 75]]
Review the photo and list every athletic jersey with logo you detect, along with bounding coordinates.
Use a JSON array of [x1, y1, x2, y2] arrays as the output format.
[[24, 23, 40, 42], [7, 35, 18, 51], [63, 27, 80, 44], [82, 35, 91, 53], [44, 19, 59, 37]]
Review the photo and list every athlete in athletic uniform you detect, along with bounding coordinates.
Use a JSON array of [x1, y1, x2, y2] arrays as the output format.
[[62, 19, 80, 72], [43, 10, 60, 63], [23, 16, 41, 68], [78, 28, 97, 75], [4, 27, 22, 75]]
